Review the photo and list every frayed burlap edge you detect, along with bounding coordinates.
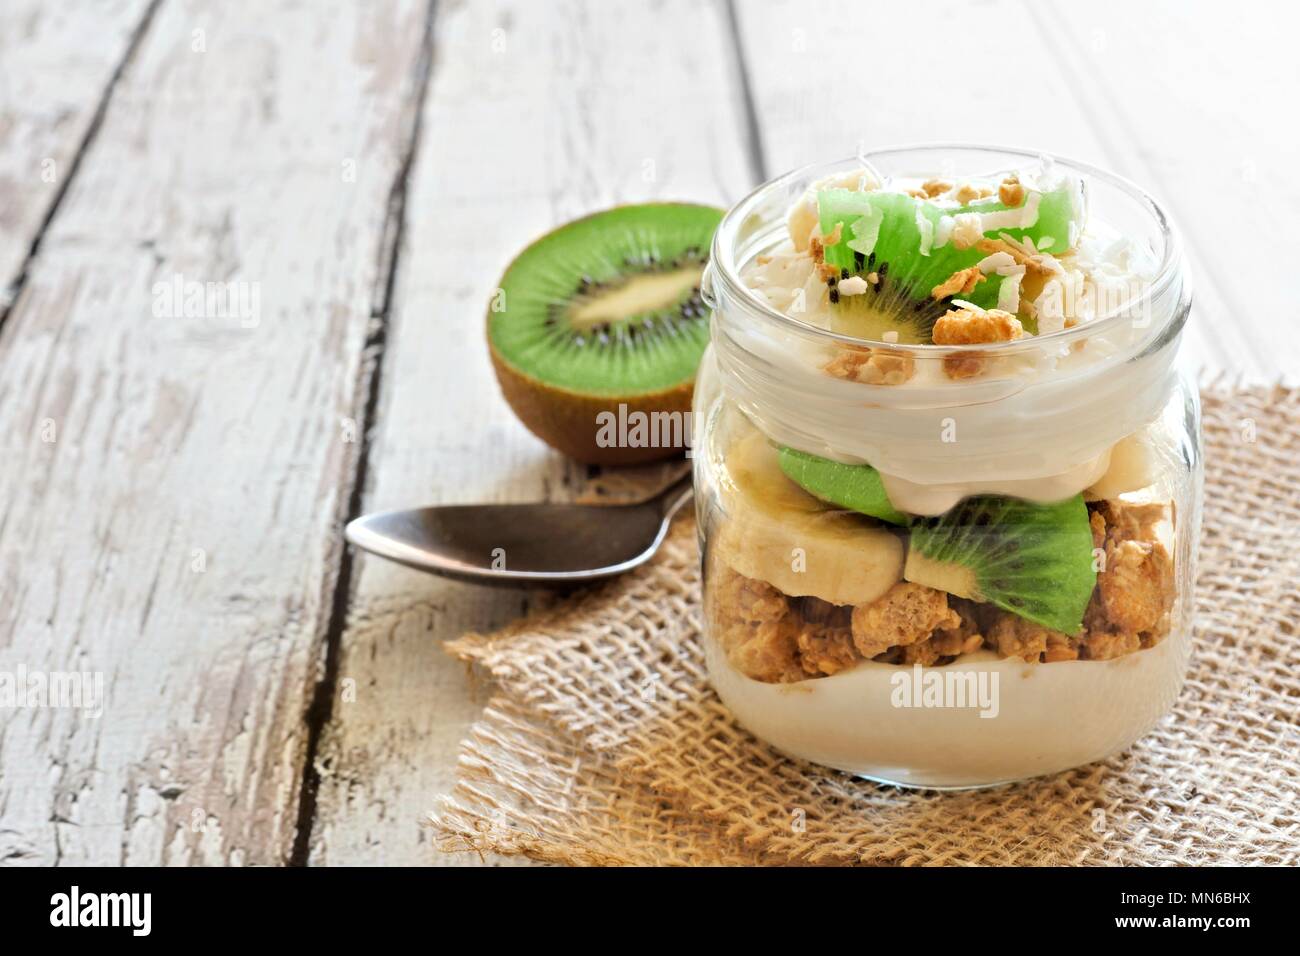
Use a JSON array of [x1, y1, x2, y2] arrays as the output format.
[[429, 695, 764, 866]]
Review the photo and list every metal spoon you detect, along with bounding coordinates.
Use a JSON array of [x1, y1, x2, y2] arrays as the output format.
[[344, 469, 694, 586]]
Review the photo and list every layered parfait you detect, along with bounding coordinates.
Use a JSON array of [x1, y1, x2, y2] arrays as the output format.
[[697, 152, 1195, 786]]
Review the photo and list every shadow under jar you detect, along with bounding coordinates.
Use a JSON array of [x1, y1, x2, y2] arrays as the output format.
[[692, 145, 1200, 789]]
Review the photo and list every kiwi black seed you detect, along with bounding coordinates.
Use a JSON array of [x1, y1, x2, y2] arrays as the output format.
[[829, 254, 951, 342], [487, 202, 723, 465]]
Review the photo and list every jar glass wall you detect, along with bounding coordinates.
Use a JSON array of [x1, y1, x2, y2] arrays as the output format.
[[693, 146, 1200, 789]]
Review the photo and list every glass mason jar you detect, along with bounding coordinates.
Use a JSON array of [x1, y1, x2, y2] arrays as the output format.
[[693, 146, 1200, 789]]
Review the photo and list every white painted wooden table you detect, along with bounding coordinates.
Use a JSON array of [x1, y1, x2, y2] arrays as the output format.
[[0, 0, 1294, 866]]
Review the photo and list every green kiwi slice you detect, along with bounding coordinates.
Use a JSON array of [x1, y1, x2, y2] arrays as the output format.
[[948, 185, 1077, 252], [816, 183, 1080, 341], [489, 203, 722, 396], [905, 494, 1096, 634], [777, 447, 909, 525]]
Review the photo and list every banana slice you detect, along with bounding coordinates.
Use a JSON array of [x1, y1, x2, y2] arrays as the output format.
[[1085, 428, 1159, 500], [713, 429, 904, 606]]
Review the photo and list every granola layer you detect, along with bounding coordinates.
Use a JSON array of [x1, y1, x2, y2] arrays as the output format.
[[708, 499, 1175, 683]]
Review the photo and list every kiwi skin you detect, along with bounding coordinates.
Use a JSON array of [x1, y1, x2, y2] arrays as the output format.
[[486, 202, 718, 465], [488, 342, 692, 465]]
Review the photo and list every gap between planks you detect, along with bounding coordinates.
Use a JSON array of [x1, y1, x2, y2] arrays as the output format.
[[0, 0, 163, 327], [287, 0, 440, 867]]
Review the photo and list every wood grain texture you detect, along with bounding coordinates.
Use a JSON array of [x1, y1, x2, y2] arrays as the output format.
[[0, 0, 431, 865], [0, 0, 153, 308], [730, 0, 1295, 381], [305, 0, 753, 866], [0, 0, 1290, 868]]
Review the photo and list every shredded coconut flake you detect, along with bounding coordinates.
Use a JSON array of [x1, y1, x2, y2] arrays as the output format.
[[950, 213, 984, 250], [950, 298, 986, 314], [915, 207, 934, 256], [934, 214, 954, 249], [1034, 154, 1062, 192], [976, 251, 1016, 274], [1033, 279, 1066, 334], [978, 190, 1041, 232], [846, 207, 884, 256], [995, 231, 1065, 275], [997, 271, 1023, 314]]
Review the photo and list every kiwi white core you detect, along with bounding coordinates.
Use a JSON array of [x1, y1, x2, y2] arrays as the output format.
[[903, 550, 981, 601], [566, 265, 703, 331]]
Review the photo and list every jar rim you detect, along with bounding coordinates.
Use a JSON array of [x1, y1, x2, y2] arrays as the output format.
[[708, 143, 1188, 355]]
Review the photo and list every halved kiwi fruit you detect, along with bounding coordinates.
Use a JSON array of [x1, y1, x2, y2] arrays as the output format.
[[816, 183, 1079, 341], [487, 203, 723, 464], [777, 447, 908, 526], [905, 494, 1096, 634]]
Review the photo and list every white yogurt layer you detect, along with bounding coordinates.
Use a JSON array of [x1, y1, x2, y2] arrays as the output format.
[[706, 626, 1188, 788], [723, 163, 1169, 511], [879, 447, 1114, 516]]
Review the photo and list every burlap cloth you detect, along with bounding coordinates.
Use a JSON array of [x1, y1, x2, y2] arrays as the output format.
[[430, 384, 1300, 865]]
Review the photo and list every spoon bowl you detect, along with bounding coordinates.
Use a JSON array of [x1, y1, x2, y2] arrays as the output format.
[[345, 474, 693, 586]]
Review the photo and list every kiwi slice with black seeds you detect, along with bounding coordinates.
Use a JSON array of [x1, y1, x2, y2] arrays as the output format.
[[488, 203, 722, 464], [816, 184, 1080, 342], [905, 494, 1097, 634]]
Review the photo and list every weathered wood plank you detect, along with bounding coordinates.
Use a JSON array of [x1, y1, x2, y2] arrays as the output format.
[[730, 0, 1282, 379], [3, 0, 1278, 868], [0, 0, 154, 307], [0, 0, 432, 866], [1024, 0, 1300, 381], [306, 0, 754, 866]]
